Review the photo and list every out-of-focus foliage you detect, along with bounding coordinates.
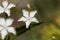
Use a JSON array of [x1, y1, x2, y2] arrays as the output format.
[[14, 0, 60, 40]]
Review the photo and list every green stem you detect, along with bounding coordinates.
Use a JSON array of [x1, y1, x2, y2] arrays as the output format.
[[6, 35, 8, 40]]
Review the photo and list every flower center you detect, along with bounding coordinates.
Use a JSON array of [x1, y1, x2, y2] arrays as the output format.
[[2, 24, 7, 29], [26, 17, 32, 21], [4, 7, 8, 10], [0, 25, 7, 31]]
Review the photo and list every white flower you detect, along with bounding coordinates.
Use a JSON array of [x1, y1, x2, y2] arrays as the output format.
[[0, 0, 16, 16], [18, 9, 39, 28], [0, 18, 16, 40]]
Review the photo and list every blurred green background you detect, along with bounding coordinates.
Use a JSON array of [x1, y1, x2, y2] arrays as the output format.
[[1, 0, 60, 40]]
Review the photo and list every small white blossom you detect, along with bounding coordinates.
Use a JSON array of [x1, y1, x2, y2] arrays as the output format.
[[0, 0, 16, 16], [27, 4, 30, 8], [0, 18, 16, 40], [18, 9, 39, 28], [52, 36, 56, 39]]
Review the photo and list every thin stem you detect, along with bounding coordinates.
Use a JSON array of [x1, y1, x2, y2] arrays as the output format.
[[6, 35, 8, 40]]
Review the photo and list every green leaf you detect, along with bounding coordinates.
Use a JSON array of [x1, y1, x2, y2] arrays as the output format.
[[16, 22, 43, 36]]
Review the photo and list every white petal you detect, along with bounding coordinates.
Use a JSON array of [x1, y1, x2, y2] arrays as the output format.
[[7, 27, 16, 35], [1, 29, 8, 40], [31, 17, 39, 23], [2, 0, 8, 8], [22, 9, 29, 17], [7, 3, 16, 9], [30, 11, 37, 17], [18, 16, 26, 22], [0, 18, 5, 26], [6, 18, 13, 27], [0, 6, 4, 13], [25, 21, 31, 28], [0, 26, 3, 31], [5, 9, 10, 16]]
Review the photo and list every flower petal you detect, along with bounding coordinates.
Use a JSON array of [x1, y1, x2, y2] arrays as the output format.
[[1, 29, 8, 40], [0, 6, 4, 13], [22, 9, 29, 17], [30, 11, 37, 17], [0, 18, 5, 26], [25, 21, 31, 28], [0, 26, 3, 31], [7, 3, 16, 9], [7, 27, 16, 35], [31, 17, 39, 23], [6, 18, 13, 27], [18, 16, 26, 22], [5, 9, 10, 16], [2, 0, 8, 8]]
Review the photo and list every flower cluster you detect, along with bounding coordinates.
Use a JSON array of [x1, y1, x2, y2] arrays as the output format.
[[0, 0, 39, 40]]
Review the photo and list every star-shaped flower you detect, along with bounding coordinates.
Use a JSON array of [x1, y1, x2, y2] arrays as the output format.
[[0, 18, 16, 40], [0, 0, 16, 16], [18, 9, 39, 28]]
